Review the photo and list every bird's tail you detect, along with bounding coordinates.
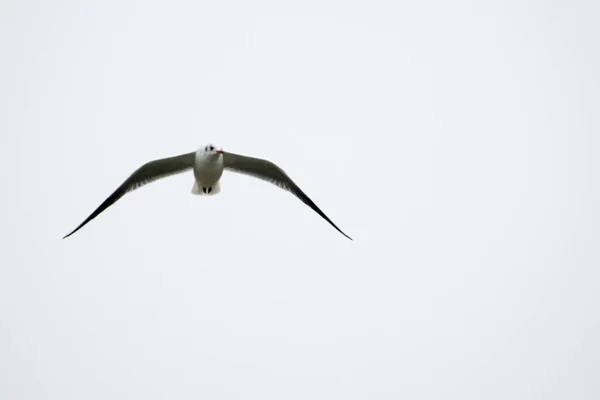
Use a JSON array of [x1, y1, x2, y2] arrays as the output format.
[[191, 181, 221, 196]]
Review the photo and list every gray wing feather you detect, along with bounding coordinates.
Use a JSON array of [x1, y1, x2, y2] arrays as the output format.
[[63, 151, 196, 238], [222, 151, 352, 240]]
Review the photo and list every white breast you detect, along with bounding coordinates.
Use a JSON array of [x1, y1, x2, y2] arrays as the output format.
[[193, 150, 224, 186]]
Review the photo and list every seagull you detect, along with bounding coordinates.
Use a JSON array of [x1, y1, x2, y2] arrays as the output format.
[[63, 144, 352, 240]]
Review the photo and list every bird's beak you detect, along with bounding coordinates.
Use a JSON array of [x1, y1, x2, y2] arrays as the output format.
[[216, 149, 223, 154]]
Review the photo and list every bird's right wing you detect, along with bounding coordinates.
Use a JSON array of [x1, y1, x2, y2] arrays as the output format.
[[222, 151, 352, 240], [63, 151, 196, 238]]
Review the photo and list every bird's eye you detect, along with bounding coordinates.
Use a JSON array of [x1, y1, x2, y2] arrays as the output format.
[[210, 146, 214, 151]]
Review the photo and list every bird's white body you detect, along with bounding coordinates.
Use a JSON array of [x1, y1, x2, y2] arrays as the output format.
[[192, 147, 224, 195]]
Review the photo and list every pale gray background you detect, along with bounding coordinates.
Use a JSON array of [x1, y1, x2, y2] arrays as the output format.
[[2, 0, 599, 399]]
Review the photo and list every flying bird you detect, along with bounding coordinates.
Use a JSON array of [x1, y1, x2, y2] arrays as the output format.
[[63, 144, 352, 240]]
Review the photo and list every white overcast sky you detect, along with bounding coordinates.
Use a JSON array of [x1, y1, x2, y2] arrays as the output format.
[[2, 0, 599, 399]]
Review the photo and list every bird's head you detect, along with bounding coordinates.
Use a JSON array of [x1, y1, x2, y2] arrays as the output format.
[[203, 143, 223, 156]]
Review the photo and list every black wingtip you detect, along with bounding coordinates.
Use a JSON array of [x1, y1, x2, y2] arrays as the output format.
[[339, 230, 353, 241], [62, 225, 83, 239]]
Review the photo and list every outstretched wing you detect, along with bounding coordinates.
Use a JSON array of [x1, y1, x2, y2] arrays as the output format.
[[222, 151, 352, 240], [63, 151, 196, 238]]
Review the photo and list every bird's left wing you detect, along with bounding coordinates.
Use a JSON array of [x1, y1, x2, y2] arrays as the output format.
[[63, 151, 196, 238], [222, 151, 352, 240]]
